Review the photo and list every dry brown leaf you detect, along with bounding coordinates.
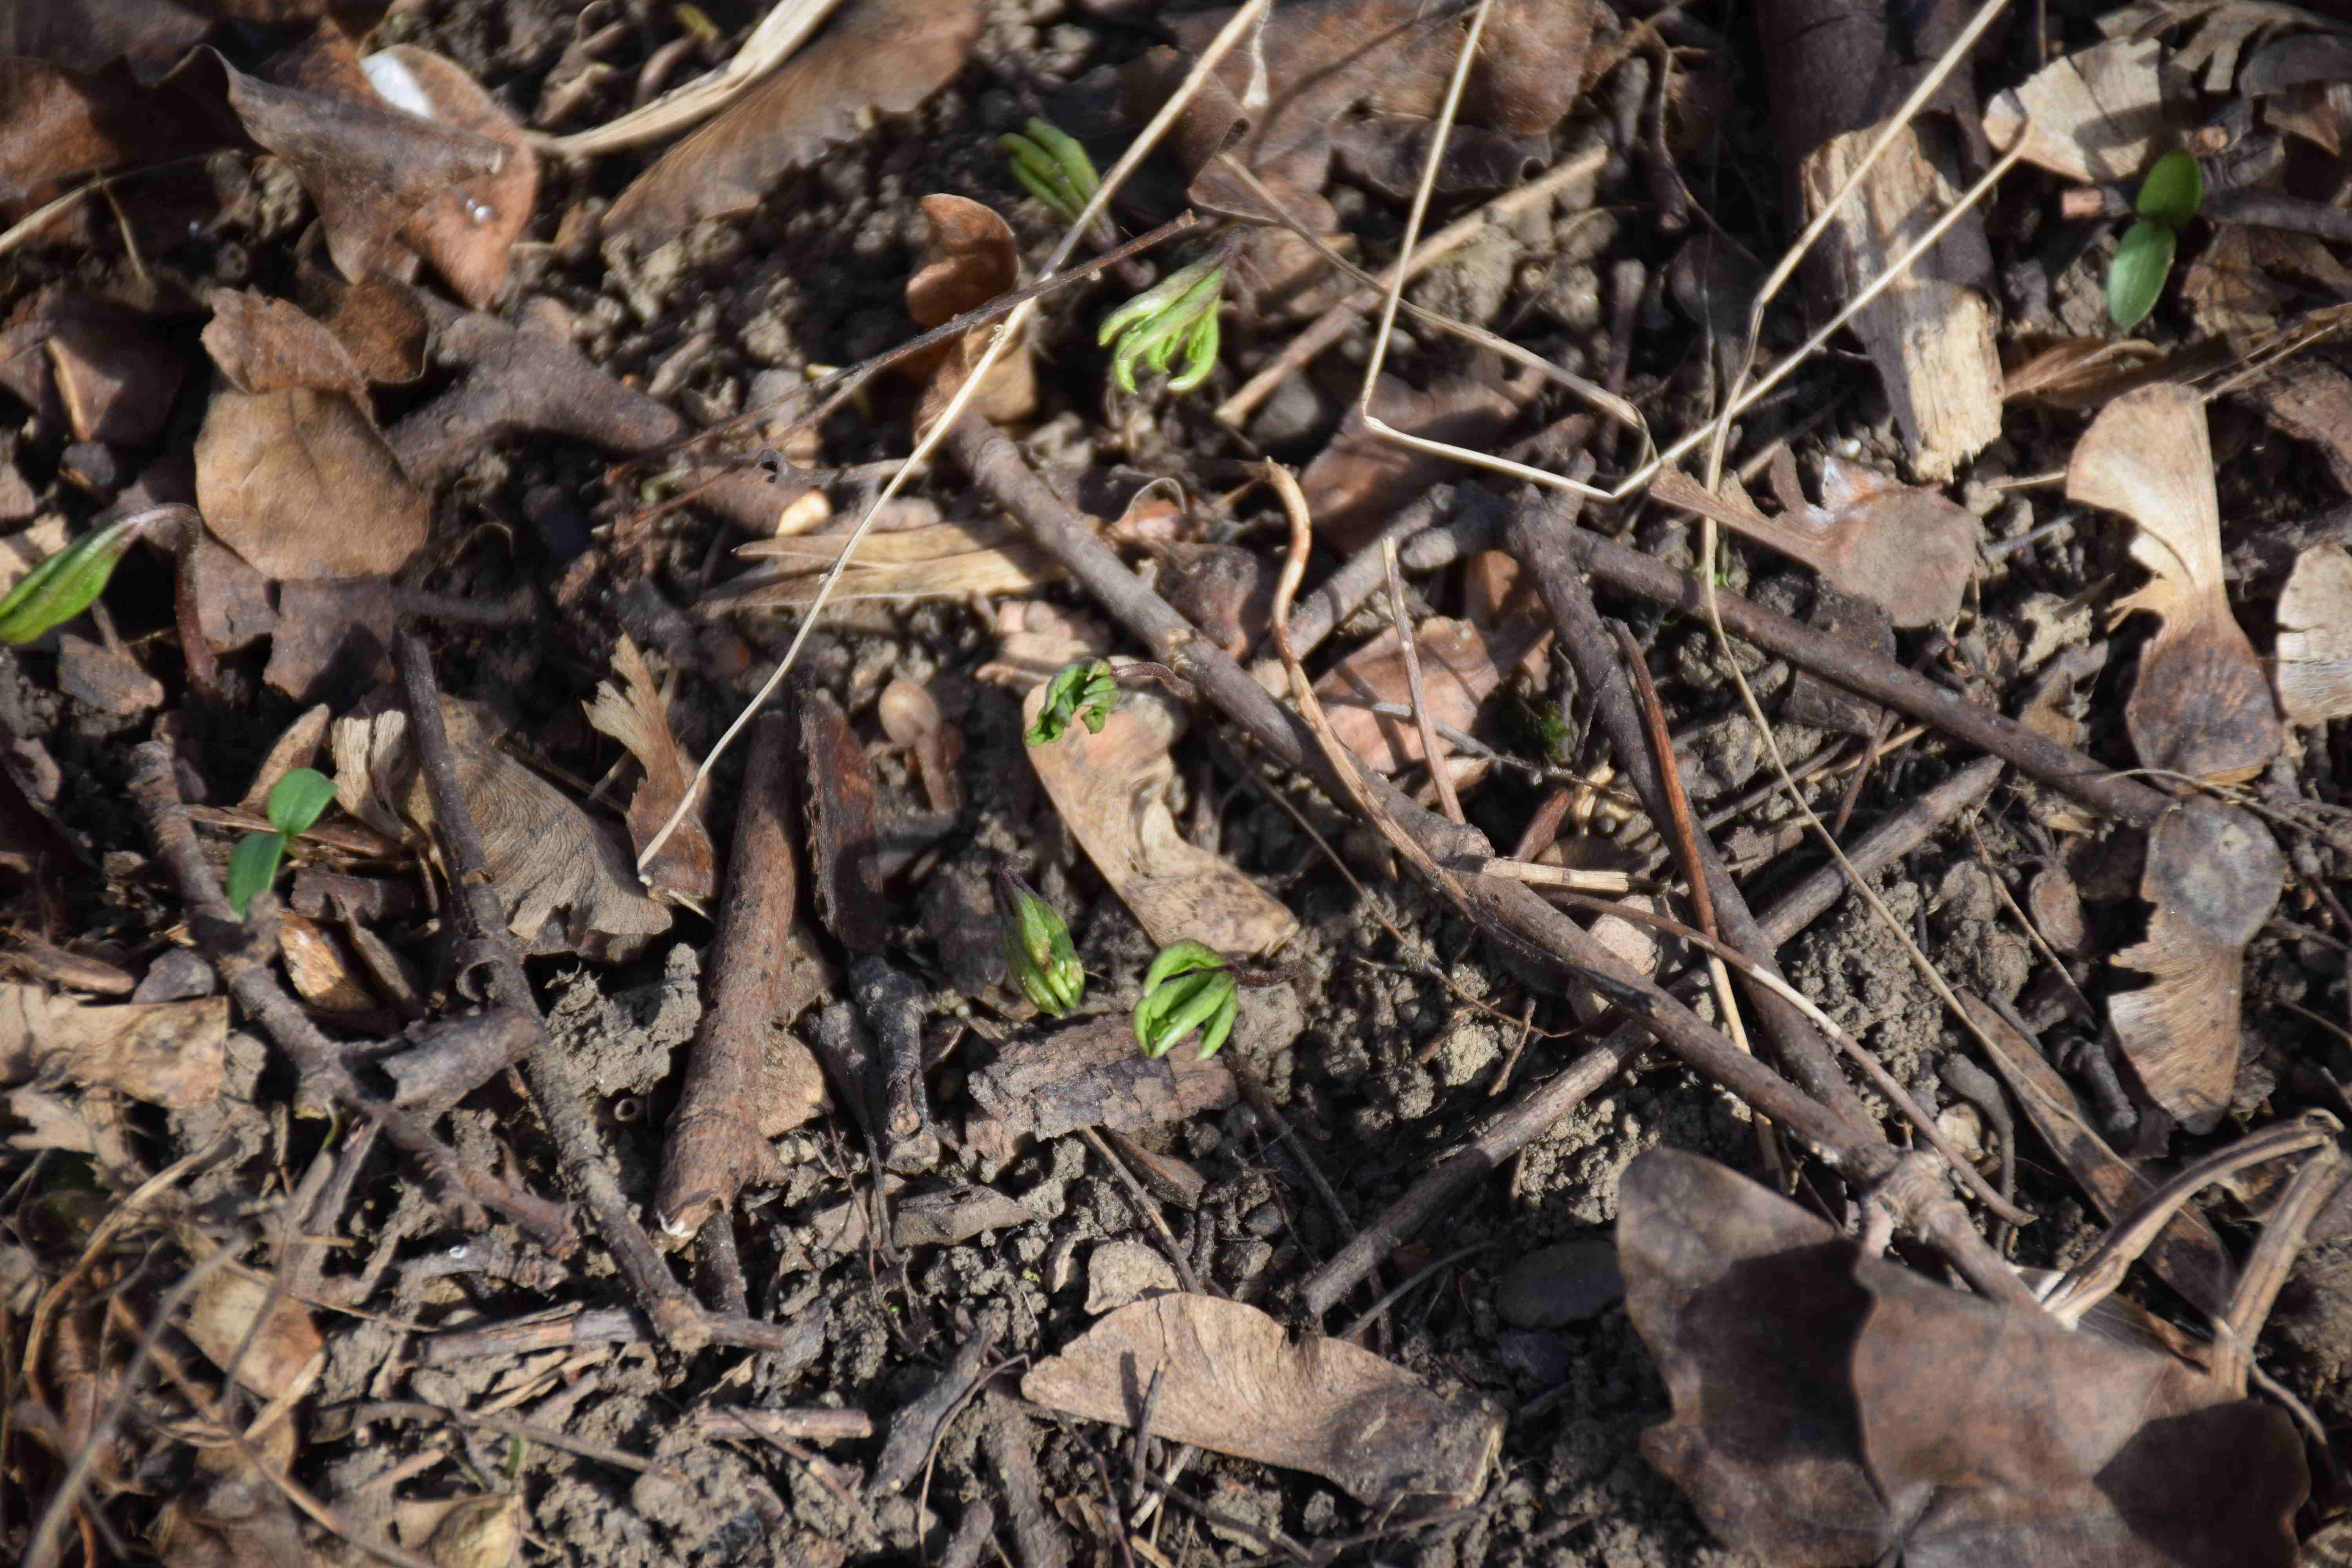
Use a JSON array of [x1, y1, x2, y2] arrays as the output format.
[[1301, 373, 1525, 551], [1159, 542, 1276, 657], [1022, 673, 1296, 958], [603, 0, 980, 242], [361, 47, 538, 309], [2109, 799, 2285, 1134], [2066, 383, 2283, 784], [1024, 1293, 1503, 1511], [0, 983, 225, 1107], [332, 697, 671, 960], [424, 1494, 523, 1568], [2001, 335, 2167, 409], [1620, 1146, 2305, 1568], [319, 273, 430, 385], [1650, 452, 1982, 628], [584, 633, 715, 911], [236, 705, 333, 815], [0, 57, 179, 207], [2275, 543, 2352, 723], [1982, 37, 2168, 181], [904, 193, 1034, 425], [717, 519, 1065, 608], [1318, 615, 1543, 773], [276, 909, 377, 1011], [262, 577, 399, 701], [185, 1265, 325, 1402], [195, 290, 426, 581], [43, 298, 184, 445]]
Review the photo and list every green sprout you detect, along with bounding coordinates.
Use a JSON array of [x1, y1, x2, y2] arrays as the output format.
[[1000, 118, 1101, 228], [225, 768, 337, 917], [996, 871, 1085, 1016], [2108, 150, 2204, 330], [1134, 940, 1238, 1060], [1026, 658, 1120, 746], [1099, 253, 1226, 395], [0, 513, 154, 644]]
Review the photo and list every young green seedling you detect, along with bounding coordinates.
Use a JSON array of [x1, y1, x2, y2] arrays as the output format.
[[1000, 118, 1101, 228], [1134, 940, 1238, 1060], [1025, 658, 1120, 746], [2108, 149, 2203, 331], [1098, 253, 1226, 395], [996, 870, 1085, 1016], [0, 512, 155, 644], [225, 768, 337, 917]]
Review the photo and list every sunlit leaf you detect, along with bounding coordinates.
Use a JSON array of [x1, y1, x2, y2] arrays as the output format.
[[0, 514, 145, 644], [264, 768, 337, 837]]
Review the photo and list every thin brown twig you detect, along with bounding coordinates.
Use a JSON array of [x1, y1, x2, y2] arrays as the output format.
[[1382, 537, 1463, 824]]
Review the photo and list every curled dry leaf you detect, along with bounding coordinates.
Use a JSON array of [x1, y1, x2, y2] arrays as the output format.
[[2066, 382, 2283, 784], [1650, 451, 1982, 628], [603, 0, 981, 242], [194, 290, 426, 581], [276, 909, 378, 1012], [333, 697, 670, 960], [584, 633, 715, 911], [2274, 544, 2352, 723], [975, 599, 1110, 690], [1024, 1293, 1503, 1511], [1318, 614, 1544, 773], [904, 193, 1033, 424], [185, 1265, 325, 1402], [1620, 1146, 2305, 1568], [360, 47, 538, 309], [0, 983, 225, 1108], [1982, 37, 2168, 182], [2108, 798, 2285, 1134], [1022, 672, 1296, 958]]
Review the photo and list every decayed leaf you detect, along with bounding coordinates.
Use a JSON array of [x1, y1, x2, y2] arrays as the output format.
[[185, 1265, 325, 1402], [332, 697, 670, 960], [1982, 37, 2168, 182], [1650, 451, 1982, 628], [2275, 544, 2352, 723], [361, 47, 538, 309], [603, 0, 981, 242], [1301, 373, 1526, 551], [1025, 1293, 1503, 1511], [1022, 673, 1296, 958], [2067, 383, 2283, 784], [1619, 1146, 2305, 1568], [1318, 615, 1544, 773], [194, 290, 426, 581], [0, 983, 225, 1106], [319, 274, 430, 385], [2109, 798, 2285, 1134], [904, 193, 1034, 425], [261, 576, 399, 701], [584, 633, 715, 911]]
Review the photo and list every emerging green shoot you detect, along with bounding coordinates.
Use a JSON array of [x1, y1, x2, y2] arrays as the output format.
[[996, 871, 1085, 1016], [1000, 118, 1101, 228], [225, 767, 337, 916], [2108, 150, 2204, 330], [0, 513, 152, 644], [1135, 940, 1238, 1060], [1026, 658, 1120, 746], [1098, 254, 1225, 395]]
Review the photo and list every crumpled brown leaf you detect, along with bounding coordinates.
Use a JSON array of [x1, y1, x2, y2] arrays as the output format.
[[1022, 671, 1296, 958], [904, 192, 1034, 426], [359, 46, 539, 309], [0, 982, 225, 1108], [2274, 543, 2352, 724], [2066, 382, 2282, 784], [1025, 1292, 1503, 1512], [1621, 1145, 2305, 1568], [583, 633, 714, 912], [2109, 798, 2285, 1134], [603, 0, 980, 242], [1982, 38, 2167, 182], [333, 696, 670, 960], [194, 288, 426, 580]]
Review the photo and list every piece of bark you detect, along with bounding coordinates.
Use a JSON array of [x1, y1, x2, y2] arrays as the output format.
[[376, 1008, 537, 1116], [871, 1327, 996, 1497], [1098, 1128, 1208, 1210], [982, 1394, 1071, 1568], [2108, 799, 2285, 1135], [964, 1014, 1236, 1157], [56, 634, 163, 717], [799, 689, 888, 956], [851, 956, 940, 1175], [655, 715, 823, 1241], [2274, 544, 2352, 724], [1024, 1293, 1502, 1511], [1983, 37, 2167, 182], [809, 1183, 1037, 1253]]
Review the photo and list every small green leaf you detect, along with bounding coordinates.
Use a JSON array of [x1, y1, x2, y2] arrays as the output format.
[[2107, 218, 2177, 330], [2134, 150, 2203, 226], [1026, 658, 1120, 746], [265, 767, 337, 837], [1135, 940, 1238, 1060], [0, 514, 146, 644], [226, 831, 287, 917]]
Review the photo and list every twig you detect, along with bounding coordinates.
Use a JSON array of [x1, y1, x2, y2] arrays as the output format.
[[871, 1327, 998, 1496], [125, 742, 573, 1249], [417, 1304, 824, 1366], [339, 1400, 679, 1478], [1382, 537, 1462, 823], [391, 632, 709, 1354], [1336, 1240, 1494, 1342], [1267, 486, 1490, 664]]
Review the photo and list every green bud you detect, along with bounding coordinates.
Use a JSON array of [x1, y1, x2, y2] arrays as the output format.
[[996, 871, 1085, 1016], [1001, 118, 1100, 225], [1101, 256, 1225, 396], [1134, 940, 1238, 1060], [1026, 658, 1120, 746], [0, 513, 149, 644]]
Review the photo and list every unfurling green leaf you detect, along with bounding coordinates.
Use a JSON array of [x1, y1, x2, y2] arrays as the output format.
[[996, 871, 1085, 1016], [226, 831, 287, 918], [265, 767, 337, 837], [2134, 150, 2203, 226], [2107, 218, 2176, 330], [0, 514, 147, 644], [1026, 658, 1120, 746], [1135, 940, 1238, 1060], [1099, 254, 1225, 396]]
